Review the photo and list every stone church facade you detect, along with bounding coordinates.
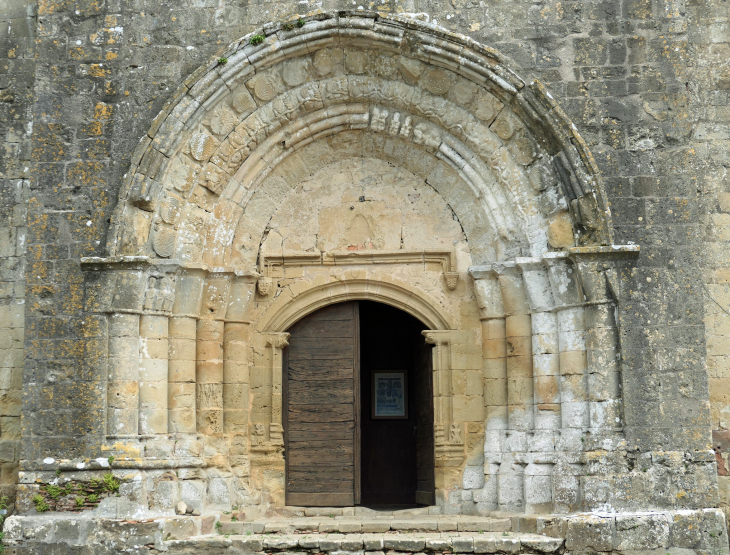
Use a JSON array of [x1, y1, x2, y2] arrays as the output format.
[[1, 0, 730, 553]]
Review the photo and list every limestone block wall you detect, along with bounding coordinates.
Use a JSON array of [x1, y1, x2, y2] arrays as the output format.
[[0, 0, 34, 505], [698, 0, 730, 517]]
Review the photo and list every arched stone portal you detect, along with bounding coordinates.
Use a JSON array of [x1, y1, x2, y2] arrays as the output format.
[[81, 11, 638, 516]]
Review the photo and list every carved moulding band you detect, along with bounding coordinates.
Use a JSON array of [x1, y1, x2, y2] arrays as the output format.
[[79, 256, 257, 319], [468, 244, 640, 315], [260, 250, 459, 290]]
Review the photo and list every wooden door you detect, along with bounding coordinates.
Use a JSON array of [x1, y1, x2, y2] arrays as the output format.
[[284, 302, 360, 506]]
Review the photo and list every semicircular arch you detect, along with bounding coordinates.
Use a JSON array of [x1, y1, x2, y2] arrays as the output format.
[[256, 276, 453, 332], [109, 11, 613, 270]]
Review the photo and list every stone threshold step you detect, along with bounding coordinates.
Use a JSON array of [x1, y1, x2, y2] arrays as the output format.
[[178, 532, 564, 554], [280, 507, 439, 517], [220, 517, 512, 535]]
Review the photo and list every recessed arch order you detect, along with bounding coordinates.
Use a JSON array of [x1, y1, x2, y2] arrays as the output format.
[[109, 10, 614, 270]]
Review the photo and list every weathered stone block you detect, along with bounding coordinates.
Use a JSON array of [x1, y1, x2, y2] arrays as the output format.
[[162, 517, 197, 540], [565, 515, 614, 551], [615, 513, 670, 550]]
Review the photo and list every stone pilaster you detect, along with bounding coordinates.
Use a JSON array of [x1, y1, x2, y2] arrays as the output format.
[[266, 333, 289, 448], [423, 330, 465, 476]]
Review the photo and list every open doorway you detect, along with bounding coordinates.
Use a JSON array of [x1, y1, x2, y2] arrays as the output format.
[[283, 301, 435, 507], [359, 301, 435, 508]]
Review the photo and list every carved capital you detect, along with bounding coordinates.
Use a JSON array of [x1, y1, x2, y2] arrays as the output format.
[[468, 266, 504, 319], [515, 257, 554, 313], [201, 275, 231, 319], [422, 330, 451, 346], [265, 332, 290, 350], [542, 252, 583, 308], [142, 274, 177, 314], [568, 246, 639, 304]]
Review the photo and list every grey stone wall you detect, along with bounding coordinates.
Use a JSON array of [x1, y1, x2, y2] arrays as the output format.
[[0, 0, 34, 504], [1, 0, 729, 515]]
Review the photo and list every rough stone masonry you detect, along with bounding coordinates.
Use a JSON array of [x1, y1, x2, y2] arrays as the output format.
[[0, 0, 729, 553]]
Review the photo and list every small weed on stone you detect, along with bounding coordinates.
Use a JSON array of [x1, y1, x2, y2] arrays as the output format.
[[32, 495, 49, 513]]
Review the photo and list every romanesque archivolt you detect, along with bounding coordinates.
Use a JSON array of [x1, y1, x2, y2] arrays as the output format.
[[109, 11, 614, 269]]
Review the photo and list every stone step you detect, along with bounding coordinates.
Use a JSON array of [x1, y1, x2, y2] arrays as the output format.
[[218, 515, 513, 535], [164, 532, 565, 554]]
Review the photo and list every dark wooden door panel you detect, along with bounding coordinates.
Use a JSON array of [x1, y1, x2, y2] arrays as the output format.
[[286, 343, 354, 359], [287, 421, 355, 436], [284, 301, 359, 507], [288, 404, 354, 422], [288, 360, 353, 381], [288, 319, 355, 338], [288, 379, 353, 404]]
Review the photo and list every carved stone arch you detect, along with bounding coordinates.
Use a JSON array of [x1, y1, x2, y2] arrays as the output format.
[[257, 275, 453, 333], [109, 10, 614, 270]]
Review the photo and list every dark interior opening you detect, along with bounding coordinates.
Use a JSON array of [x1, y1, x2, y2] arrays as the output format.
[[359, 301, 435, 507]]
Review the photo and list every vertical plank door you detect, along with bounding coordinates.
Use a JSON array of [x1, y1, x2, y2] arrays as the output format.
[[284, 301, 360, 506]]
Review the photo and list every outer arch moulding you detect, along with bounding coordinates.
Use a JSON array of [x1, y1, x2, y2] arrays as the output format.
[[107, 9, 615, 266]]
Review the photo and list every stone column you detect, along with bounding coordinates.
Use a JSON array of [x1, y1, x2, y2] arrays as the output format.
[[197, 319, 224, 436], [197, 274, 232, 436], [169, 268, 206, 434], [543, 252, 587, 513], [223, 277, 255, 434], [265, 333, 290, 447], [139, 314, 169, 434], [168, 316, 197, 433], [107, 313, 140, 437], [423, 330, 453, 449], [570, 250, 626, 434], [495, 262, 533, 511], [469, 267, 506, 511], [224, 276, 256, 474], [517, 257, 560, 513], [543, 253, 589, 433], [498, 263, 534, 432]]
